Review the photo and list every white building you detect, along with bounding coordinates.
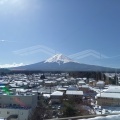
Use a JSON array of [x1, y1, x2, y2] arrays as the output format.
[[0, 91, 37, 120], [78, 81, 86, 86]]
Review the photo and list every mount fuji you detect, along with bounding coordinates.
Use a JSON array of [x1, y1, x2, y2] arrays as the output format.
[[44, 54, 73, 64], [10, 54, 118, 72]]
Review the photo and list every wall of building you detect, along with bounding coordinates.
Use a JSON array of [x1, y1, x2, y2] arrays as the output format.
[[0, 94, 37, 108], [97, 97, 120, 106], [0, 108, 30, 120]]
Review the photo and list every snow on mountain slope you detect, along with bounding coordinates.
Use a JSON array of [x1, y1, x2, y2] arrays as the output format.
[[44, 54, 74, 64], [10, 54, 118, 72]]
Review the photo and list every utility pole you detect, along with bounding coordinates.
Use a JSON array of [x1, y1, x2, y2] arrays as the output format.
[[100, 88, 102, 114], [50, 82, 52, 94]]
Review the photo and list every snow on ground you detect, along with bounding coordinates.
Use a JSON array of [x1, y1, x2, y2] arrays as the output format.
[[94, 104, 120, 115], [80, 114, 120, 120], [89, 85, 120, 115]]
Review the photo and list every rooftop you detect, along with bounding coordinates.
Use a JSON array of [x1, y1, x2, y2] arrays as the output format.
[[103, 86, 120, 93], [97, 93, 120, 99], [51, 91, 63, 96], [66, 91, 83, 95]]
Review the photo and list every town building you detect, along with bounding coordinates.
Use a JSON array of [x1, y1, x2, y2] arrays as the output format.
[[0, 90, 37, 120], [96, 86, 120, 107], [50, 91, 64, 104], [66, 90, 83, 102]]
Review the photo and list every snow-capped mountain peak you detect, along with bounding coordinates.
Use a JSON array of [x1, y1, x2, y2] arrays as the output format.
[[44, 54, 74, 64]]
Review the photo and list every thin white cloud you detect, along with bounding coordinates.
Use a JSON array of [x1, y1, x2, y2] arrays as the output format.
[[0, 39, 6, 42], [0, 63, 24, 68]]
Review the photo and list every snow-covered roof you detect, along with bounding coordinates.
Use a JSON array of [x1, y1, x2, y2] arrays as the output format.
[[103, 86, 120, 93], [16, 88, 29, 93], [104, 73, 115, 77], [78, 81, 86, 84], [70, 77, 76, 81], [81, 85, 89, 88], [56, 78, 62, 81], [96, 81, 105, 84], [9, 84, 19, 88], [45, 81, 56, 84], [51, 91, 63, 96], [83, 78, 87, 80], [63, 79, 68, 82], [57, 87, 67, 91], [43, 94, 51, 98], [38, 80, 43, 82], [67, 86, 78, 91], [66, 91, 83, 95], [97, 93, 120, 99]]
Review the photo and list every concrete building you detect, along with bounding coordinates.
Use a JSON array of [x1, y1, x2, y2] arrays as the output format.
[[0, 91, 37, 120], [96, 93, 120, 107], [50, 91, 63, 104], [96, 86, 120, 107]]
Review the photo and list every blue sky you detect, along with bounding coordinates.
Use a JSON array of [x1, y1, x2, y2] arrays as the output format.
[[0, 0, 120, 68]]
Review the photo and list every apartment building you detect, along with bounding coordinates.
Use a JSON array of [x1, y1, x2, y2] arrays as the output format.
[[0, 91, 37, 120], [97, 93, 120, 106], [96, 86, 120, 107]]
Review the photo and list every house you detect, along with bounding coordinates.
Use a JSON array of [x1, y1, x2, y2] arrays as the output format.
[[57, 87, 67, 93], [78, 81, 86, 86], [89, 79, 96, 86], [96, 86, 120, 107], [44, 81, 57, 87], [50, 91, 64, 104], [66, 90, 83, 102], [96, 92, 120, 107], [79, 85, 90, 96], [67, 85, 79, 91]]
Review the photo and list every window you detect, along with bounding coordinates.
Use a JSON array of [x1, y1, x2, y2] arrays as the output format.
[[7, 111, 10, 114]]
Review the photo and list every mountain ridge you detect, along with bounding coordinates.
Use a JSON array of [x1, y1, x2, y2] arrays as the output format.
[[9, 54, 119, 72]]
